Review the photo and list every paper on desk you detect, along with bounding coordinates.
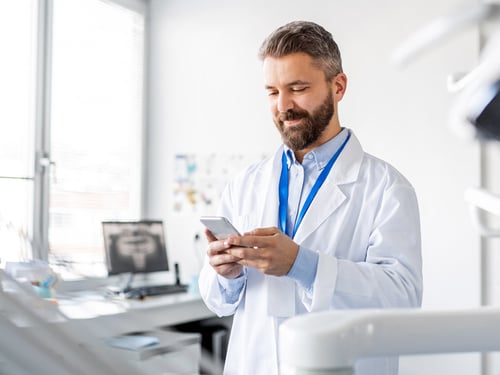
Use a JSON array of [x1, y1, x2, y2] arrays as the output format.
[[106, 335, 160, 351]]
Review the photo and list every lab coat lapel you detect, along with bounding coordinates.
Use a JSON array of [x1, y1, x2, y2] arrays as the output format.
[[258, 151, 280, 228], [293, 133, 363, 244], [259, 147, 297, 318]]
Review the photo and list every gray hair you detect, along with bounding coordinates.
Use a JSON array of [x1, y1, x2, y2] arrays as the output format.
[[258, 21, 343, 81]]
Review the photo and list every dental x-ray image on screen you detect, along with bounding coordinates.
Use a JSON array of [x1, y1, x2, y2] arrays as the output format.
[[102, 220, 169, 275]]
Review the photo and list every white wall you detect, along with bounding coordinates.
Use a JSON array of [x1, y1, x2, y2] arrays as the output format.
[[147, 0, 482, 373]]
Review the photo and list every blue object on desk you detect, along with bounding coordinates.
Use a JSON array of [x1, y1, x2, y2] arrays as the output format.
[[42, 274, 57, 288]]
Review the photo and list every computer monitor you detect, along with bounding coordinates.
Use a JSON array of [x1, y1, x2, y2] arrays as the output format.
[[102, 220, 169, 276]]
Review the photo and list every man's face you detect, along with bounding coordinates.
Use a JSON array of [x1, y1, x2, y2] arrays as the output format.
[[263, 52, 337, 152]]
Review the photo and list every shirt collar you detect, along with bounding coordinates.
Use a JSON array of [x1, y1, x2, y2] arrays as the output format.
[[284, 128, 349, 170]]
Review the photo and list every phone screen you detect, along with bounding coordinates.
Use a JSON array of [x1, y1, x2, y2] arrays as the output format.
[[200, 216, 241, 240]]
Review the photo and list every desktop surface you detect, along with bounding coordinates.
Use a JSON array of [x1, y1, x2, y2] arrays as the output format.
[[57, 288, 214, 337]]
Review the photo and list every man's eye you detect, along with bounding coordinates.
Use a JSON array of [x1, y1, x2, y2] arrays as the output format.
[[267, 91, 278, 96], [291, 87, 307, 92]]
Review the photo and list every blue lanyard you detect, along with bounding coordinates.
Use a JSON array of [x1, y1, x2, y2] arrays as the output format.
[[278, 132, 351, 238]]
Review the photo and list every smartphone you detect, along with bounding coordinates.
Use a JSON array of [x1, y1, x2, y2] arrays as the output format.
[[200, 216, 241, 240]]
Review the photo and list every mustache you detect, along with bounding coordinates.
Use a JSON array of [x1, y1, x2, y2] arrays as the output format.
[[277, 109, 308, 122]]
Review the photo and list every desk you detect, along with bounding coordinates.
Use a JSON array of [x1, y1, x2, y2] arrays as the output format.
[[58, 291, 216, 337], [57, 291, 219, 374]]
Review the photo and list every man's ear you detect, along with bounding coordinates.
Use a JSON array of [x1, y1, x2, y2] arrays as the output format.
[[333, 73, 347, 101]]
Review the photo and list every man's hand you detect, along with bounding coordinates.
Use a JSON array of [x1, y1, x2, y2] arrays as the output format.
[[225, 227, 299, 276], [204, 228, 243, 279]]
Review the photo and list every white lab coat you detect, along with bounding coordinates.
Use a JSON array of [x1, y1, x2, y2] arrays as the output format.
[[199, 131, 422, 375]]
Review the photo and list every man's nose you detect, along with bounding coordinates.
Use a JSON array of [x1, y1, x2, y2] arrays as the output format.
[[276, 92, 294, 113]]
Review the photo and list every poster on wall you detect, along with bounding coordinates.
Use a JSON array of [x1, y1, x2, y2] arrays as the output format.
[[173, 153, 267, 215]]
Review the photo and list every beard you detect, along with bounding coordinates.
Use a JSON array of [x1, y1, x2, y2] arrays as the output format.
[[274, 91, 334, 152]]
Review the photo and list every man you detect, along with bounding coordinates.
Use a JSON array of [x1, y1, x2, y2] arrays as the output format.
[[199, 21, 422, 375]]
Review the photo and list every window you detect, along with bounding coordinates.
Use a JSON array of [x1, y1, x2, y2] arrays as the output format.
[[0, 0, 147, 279], [49, 0, 145, 278], [0, 0, 37, 263]]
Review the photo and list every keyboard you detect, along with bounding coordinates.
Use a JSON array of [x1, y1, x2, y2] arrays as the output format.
[[124, 283, 188, 299]]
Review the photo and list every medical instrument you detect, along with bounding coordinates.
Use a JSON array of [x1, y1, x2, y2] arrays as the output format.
[[280, 307, 500, 375], [0, 269, 143, 374]]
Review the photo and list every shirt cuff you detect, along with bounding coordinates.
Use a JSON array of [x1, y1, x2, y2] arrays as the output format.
[[287, 246, 318, 291], [217, 269, 246, 303]]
